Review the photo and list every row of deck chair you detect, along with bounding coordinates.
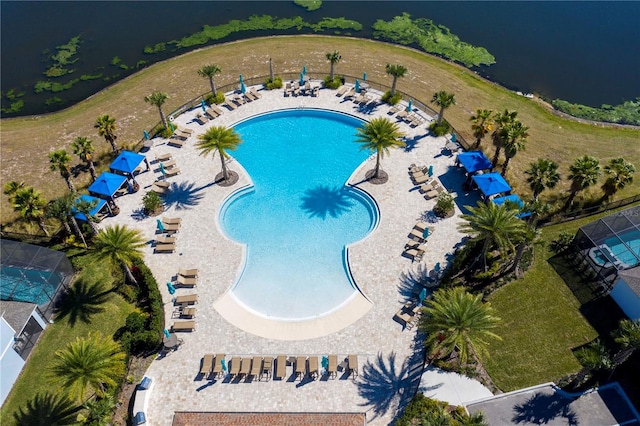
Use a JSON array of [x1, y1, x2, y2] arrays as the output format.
[[410, 165, 433, 185], [196, 104, 225, 124], [171, 320, 195, 332], [173, 267, 197, 287], [422, 180, 445, 200], [404, 222, 434, 261], [394, 301, 422, 329]]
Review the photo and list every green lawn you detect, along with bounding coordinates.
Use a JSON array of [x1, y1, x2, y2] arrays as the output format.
[[482, 204, 639, 391], [0, 264, 135, 425]]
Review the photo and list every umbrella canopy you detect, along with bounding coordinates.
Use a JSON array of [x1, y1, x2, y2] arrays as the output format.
[[407, 100, 413, 112], [457, 151, 492, 174], [167, 282, 176, 295], [355, 79, 360, 92], [201, 99, 206, 112], [88, 172, 127, 198], [143, 130, 150, 140], [157, 219, 165, 232], [110, 150, 145, 175], [423, 227, 430, 239], [73, 194, 106, 221], [240, 80, 246, 93], [451, 133, 457, 143], [239, 74, 244, 83], [299, 72, 305, 85], [492, 194, 531, 218], [427, 165, 434, 177], [363, 72, 367, 81], [472, 172, 512, 198], [302, 65, 307, 75], [160, 162, 166, 177]]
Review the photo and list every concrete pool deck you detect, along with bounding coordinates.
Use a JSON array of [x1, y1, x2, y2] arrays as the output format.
[[101, 83, 489, 424]]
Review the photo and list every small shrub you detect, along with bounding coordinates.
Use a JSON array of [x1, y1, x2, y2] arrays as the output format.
[[550, 231, 575, 254], [152, 124, 173, 139], [142, 191, 163, 215], [434, 192, 455, 218], [473, 260, 501, 280], [264, 76, 283, 90], [323, 75, 342, 89], [381, 90, 402, 105], [429, 121, 451, 136], [204, 92, 225, 105]]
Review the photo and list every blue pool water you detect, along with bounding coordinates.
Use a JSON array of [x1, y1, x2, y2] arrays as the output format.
[[0, 266, 60, 305], [605, 229, 640, 268], [221, 109, 378, 320]]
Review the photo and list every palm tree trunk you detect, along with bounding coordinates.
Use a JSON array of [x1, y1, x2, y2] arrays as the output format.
[[329, 63, 335, 81], [501, 158, 511, 177], [107, 137, 118, 154], [391, 77, 397, 96], [491, 146, 502, 169], [209, 77, 217, 96], [481, 239, 490, 271], [122, 263, 138, 286], [70, 216, 88, 249], [158, 107, 167, 128], [38, 218, 50, 236], [437, 107, 445, 125], [60, 218, 72, 236], [374, 151, 381, 178], [475, 137, 482, 148], [510, 242, 528, 277], [565, 190, 579, 210], [64, 175, 75, 192], [219, 151, 228, 181], [87, 160, 97, 181]]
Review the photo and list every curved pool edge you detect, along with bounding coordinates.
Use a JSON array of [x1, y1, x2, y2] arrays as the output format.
[[213, 290, 373, 340]]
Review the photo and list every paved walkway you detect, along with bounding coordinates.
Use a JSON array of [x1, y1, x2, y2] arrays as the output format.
[[102, 83, 487, 424]]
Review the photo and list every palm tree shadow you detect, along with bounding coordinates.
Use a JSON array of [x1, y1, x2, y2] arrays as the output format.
[[511, 391, 579, 425], [402, 135, 423, 152], [14, 392, 81, 426], [300, 185, 354, 219], [357, 351, 425, 421], [162, 181, 206, 210], [55, 278, 113, 326], [398, 264, 438, 300]]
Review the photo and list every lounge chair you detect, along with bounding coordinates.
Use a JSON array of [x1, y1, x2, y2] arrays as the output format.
[[344, 88, 356, 99], [212, 105, 225, 115], [275, 354, 287, 380], [156, 235, 176, 245], [308, 356, 319, 380], [425, 186, 444, 200], [261, 356, 273, 381], [154, 180, 170, 188], [150, 183, 168, 194], [395, 310, 416, 329], [396, 110, 409, 120], [181, 307, 196, 318], [239, 357, 251, 379], [171, 320, 195, 332], [223, 99, 237, 110], [354, 94, 366, 104], [201, 354, 214, 377], [161, 222, 180, 234], [160, 159, 176, 169], [167, 138, 185, 148], [295, 356, 306, 380], [327, 355, 338, 379], [195, 113, 209, 125], [229, 357, 241, 379], [154, 243, 175, 253], [409, 228, 425, 241], [284, 83, 292, 97], [336, 86, 349, 96], [155, 153, 173, 162], [164, 167, 181, 177], [203, 107, 218, 120], [232, 95, 245, 106], [404, 247, 425, 262], [175, 294, 198, 305], [250, 357, 262, 379], [419, 181, 437, 193], [243, 92, 256, 102], [178, 268, 198, 278], [173, 129, 190, 139], [213, 353, 225, 378], [312, 86, 320, 97], [412, 174, 431, 184], [176, 275, 197, 287], [162, 216, 182, 225], [292, 82, 300, 96], [348, 355, 358, 379], [179, 128, 194, 135]]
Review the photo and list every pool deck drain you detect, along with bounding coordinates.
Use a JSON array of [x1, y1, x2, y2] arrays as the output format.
[[101, 83, 487, 424]]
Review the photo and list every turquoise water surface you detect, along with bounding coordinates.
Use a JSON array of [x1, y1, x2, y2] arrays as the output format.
[[221, 109, 378, 320]]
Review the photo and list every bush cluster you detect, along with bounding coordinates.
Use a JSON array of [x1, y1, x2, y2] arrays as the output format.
[[429, 121, 451, 136], [323, 76, 342, 89], [264, 76, 283, 90], [204, 92, 225, 105], [381, 90, 402, 105]]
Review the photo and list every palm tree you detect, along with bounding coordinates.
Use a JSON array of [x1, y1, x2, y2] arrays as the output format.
[[385, 64, 407, 96], [71, 136, 97, 181], [525, 158, 560, 200], [144, 91, 169, 128], [92, 225, 145, 284], [510, 223, 540, 277], [611, 319, 640, 368], [46, 194, 74, 236], [12, 187, 49, 236], [573, 339, 612, 389], [431, 90, 456, 125], [500, 120, 529, 177], [490, 109, 518, 169], [50, 332, 125, 400], [94, 114, 118, 153], [602, 157, 635, 200], [74, 197, 100, 235], [197, 64, 222, 97], [14, 393, 81, 426], [48, 149, 75, 191], [470, 109, 494, 149], [325, 50, 341, 80], [566, 155, 601, 208], [354, 117, 405, 180], [197, 126, 243, 182], [3, 180, 26, 198], [419, 287, 501, 364], [458, 201, 526, 271]]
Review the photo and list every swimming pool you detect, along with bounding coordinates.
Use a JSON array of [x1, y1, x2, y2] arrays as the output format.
[[220, 109, 378, 320], [605, 229, 640, 268], [0, 266, 60, 305]]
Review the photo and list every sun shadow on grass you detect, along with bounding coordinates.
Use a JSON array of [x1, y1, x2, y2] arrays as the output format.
[[13, 392, 81, 426], [55, 272, 114, 327], [300, 185, 354, 219]]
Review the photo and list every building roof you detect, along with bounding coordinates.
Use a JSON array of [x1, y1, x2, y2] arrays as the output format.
[[0, 300, 36, 334], [466, 382, 640, 426], [172, 412, 366, 426], [618, 266, 640, 297]]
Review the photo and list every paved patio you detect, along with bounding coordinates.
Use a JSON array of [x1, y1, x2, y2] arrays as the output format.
[[101, 83, 487, 424]]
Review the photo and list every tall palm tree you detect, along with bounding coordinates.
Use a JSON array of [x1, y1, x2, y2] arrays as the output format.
[[46, 194, 74, 236], [197, 126, 243, 182], [573, 339, 612, 389], [490, 109, 518, 169], [94, 114, 118, 153], [525, 158, 560, 200], [197, 64, 222, 97], [325, 50, 341, 80], [458, 201, 526, 271], [3, 180, 26, 198], [144, 91, 169, 128], [602, 157, 635, 200], [354, 117, 405, 179], [74, 198, 99, 235], [566, 155, 601, 208], [50, 332, 125, 401], [48, 149, 75, 191], [419, 287, 501, 364], [385, 64, 407, 96], [92, 225, 145, 284], [71, 136, 97, 181], [470, 109, 494, 149], [431, 90, 456, 125], [12, 187, 49, 236], [500, 120, 529, 177]]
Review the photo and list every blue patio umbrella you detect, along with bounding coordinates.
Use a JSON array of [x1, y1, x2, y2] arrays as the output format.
[[492, 194, 531, 218], [157, 219, 165, 232], [456, 151, 492, 174], [143, 130, 150, 140], [110, 151, 145, 176], [73, 195, 106, 221], [355, 79, 360, 92], [302, 65, 307, 75], [167, 282, 176, 295], [240, 80, 246, 93], [451, 133, 457, 143], [472, 172, 512, 198], [299, 72, 305, 86], [363, 72, 367, 81], [88, 172, 127, 199], [427, 165, 434, 177], [201, 99, 206, 112], [407, 100, 413, 112], [163, 329, 171, 338]]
